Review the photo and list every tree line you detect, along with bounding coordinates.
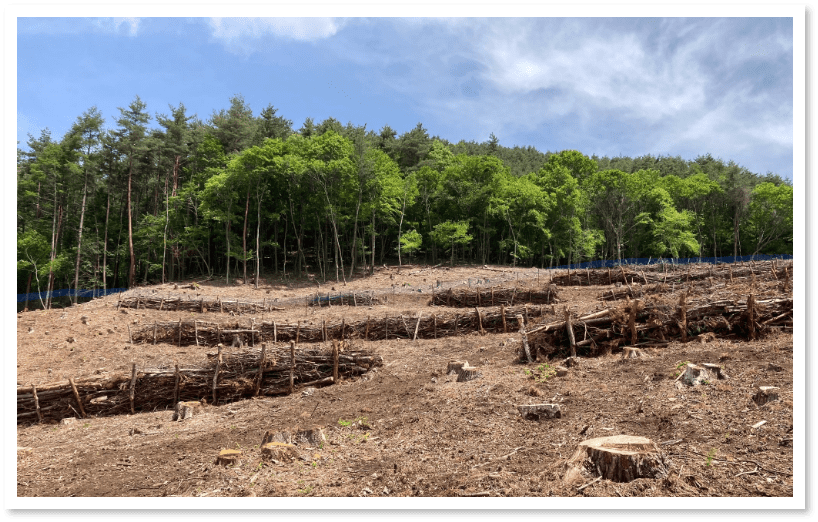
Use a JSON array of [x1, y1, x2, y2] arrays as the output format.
[[16, 95, 793, 308]]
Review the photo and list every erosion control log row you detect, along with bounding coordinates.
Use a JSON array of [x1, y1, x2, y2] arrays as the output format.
[[16, 342, 382, 424], [130, 305, 546, 347], [430, 285, 560, 307], [117, 291, 380, 314], [525, 294, 792, 358]]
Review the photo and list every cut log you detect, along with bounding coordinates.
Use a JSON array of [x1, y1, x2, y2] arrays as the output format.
[[447, 361, 468, 375], [517, 403, 561, 420], [261, 442, 299, 462], [293, 426, 327, 447], [216, 449, 242, 466], [563, 435, 668, 484], [752, 386, 780, 407], [456, 365, 481, 382]]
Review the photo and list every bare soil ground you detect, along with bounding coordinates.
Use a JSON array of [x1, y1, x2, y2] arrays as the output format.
[[16, 265, 793, 497]]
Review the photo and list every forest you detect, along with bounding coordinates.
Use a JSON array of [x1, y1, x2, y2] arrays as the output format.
[[16, 95, 794, 308]]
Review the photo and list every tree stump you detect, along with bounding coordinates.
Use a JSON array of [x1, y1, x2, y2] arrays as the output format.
[[293, 426, 327, 447], [517, 403, 561, 420], [622, 347, 647, 359], [563, 357, 580, 368], [701, 363, 728, 380], [752, 386, 780, 407], [172, 401, 201, 421], [563, 435, 668, 484], [261, 442, 299, 462], [216, 449, 242, 467], [456, 365, 481, 382], [261, 430, 292, 445], [555, 366, 569, 377], [447, 361, 468, 375], [679, 363, 714, 386]]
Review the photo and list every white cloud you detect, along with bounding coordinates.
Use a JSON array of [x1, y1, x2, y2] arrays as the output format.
[[93, 17, 141, 36], [208, 17, 347, 53]]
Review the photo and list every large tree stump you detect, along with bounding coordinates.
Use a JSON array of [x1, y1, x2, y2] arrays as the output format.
[[447, 361, 468, 375], [622, 347, 647, 359], [517, 403, 561, 420], [456, 365, 481, 382], [172, 401, 201, 421], [216, 449, 242, 467], [261, 442, 299, 462], [261, 430, 292, 445], [679, 363, 713, 386], [293, 426, 327, 447], [563, 435, 668, 484]]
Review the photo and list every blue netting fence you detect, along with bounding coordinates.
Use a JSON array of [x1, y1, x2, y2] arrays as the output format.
[[17, 287, 128, 304], [550, 254, 792, 271]]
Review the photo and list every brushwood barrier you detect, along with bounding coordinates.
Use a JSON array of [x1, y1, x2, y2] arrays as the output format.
[[17, 287, 128, 304]]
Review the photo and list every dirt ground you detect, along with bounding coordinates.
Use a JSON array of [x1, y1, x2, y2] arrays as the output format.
[[16, 265, 794, 498]]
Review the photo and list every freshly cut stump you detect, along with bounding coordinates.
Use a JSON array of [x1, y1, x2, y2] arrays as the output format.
[[293, 427, 327, 447], [555, 366, 569, 377], [447, 361, 468, 375], [456, 365, 481, 383], [216, 449, 242, 466], [702, 363, 729, 380], [517, 403, 561, 420], [679, 363, 714, 386], [261, 430, 292, 445], [261, 442, 299, 462], [172, 401, 201, 421], [563, 357, 580, 368], [563, 435, 668, 484], [752, 386, 780, 407], [622, 347, 647, 359]]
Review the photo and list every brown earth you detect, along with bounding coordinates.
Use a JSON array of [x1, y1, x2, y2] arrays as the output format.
[[16, 265, 794, 497]]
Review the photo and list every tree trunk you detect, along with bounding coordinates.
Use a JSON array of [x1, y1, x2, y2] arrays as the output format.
[[102, 189, 110, 291], [47, 204, 63, 310], [225, 199, 232, 284], [255, 190, 262, 289], [370, 212, 376, 276], [73, 171, 89, 304], [162, 169, 169, 284], [349, 189, 361, 280], [243, 187, 250, 284], [127, 156, 136, 289]]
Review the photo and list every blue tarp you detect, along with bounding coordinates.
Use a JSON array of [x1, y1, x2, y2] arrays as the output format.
[[17, 287, 128, 303], [551, 254, 792, 271]]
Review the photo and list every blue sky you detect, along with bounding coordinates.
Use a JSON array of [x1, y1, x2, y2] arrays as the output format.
[[17, 15, 794, 178]]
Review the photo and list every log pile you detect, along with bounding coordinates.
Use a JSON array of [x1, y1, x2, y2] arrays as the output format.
[[16, 342, 382, 424], [117, 293, 286, 314], [551, 260, 791, 287], [308, 292, 380, 307], [597, 283, 669, 301], [526, 293, 792, 358], [130, 305, 547, 346], [430, 285, 560, 307]]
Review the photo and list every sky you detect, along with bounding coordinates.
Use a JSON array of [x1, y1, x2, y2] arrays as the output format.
[[17, 15, 794, 179]]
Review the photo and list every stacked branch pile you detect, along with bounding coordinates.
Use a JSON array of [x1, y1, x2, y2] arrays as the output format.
[[430, 285, 560, 307], [17, 342, 382, 424], [130, 305, 547, 346], [526, 292, 792, 358]]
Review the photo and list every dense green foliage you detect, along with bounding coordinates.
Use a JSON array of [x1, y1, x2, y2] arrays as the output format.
[[16, 95, 794, 305]]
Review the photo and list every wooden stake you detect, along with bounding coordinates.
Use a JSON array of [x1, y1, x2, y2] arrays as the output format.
[[178, 319, 183, 347], [219, 296, 223, 313], [454, 314, 459, 336], [127, 324, 132, 344], [255, 344, 265, 396], [194, 321, 199, 346], [518, 314, 533, 363], [173, 363, 180, 404], [501, 304, 508, 333], [69, 378, 86, 419], [565, 308, 576, 358], [586, 267, 591, 286], [136, 296, 141, 309], [289, 341, 296, 394], [365, 316, 370, 341], [748, 293, 756, 340], [341, 317, 346, 340], [678, 292, 688, 342], [322, 319, 327, 342], [296, 321, 300, 344], [433, 314, 437, 338], [353, 293, 357, 307], [159, 298, 164, 311], [332, 339, 339, 383], [153, 322, 157, 345], [413, 313, 422, 341], [273, 321, 277, 343], [524, 304, 529, 325], [475, 307, 484, 336], [201, 299, 205, 313], [129, 363, 137, 414], [251, 319, 255, 346], [31, 385, 42, 423], [217, 326, 222, 345], [212, 344, 222, 405], [491, 287, 495, 306]]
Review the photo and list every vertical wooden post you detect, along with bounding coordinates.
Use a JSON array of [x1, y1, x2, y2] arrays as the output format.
[[127, 324, 132, 344], [524, 304, 529, 325], [475, 307, 484, 336], [212, 344, 222, 405], [413, 313, 422, 341], [678, 292, 688, 342], [747, 293, 756, 340], [173, 363, 180, 405], [433, 314, 437, 339], [447, 288, 452, 306], [273, 321, 277, 344], [178, 319, 183, 347], [153, 322, 157, 345], [289, 341, 296, 394], [31, 385, 42, 423], [201, 299, 205, 313], [129, 363, 137, 414], [564, 308, 576, 358], [454, 314, 459, 336], [194, 321, 199, 346], [332, 339, 339, 383], [491, 287, 495, 306], [518, 314, 533, 363], [217, 326, 222, 345], [341, 317, 346, 340], [159, 299, 164, 311], [501, 304, 508, 333], [322, 319, 327, 342], [586, 267, 591, 286], [296, 321, 300, 344], [365, 316, 370, 341], [68, 378, 86, 419], [353, 293, 357, 307], [255, 344, 266, 396], [219, 296, 223, 314]]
